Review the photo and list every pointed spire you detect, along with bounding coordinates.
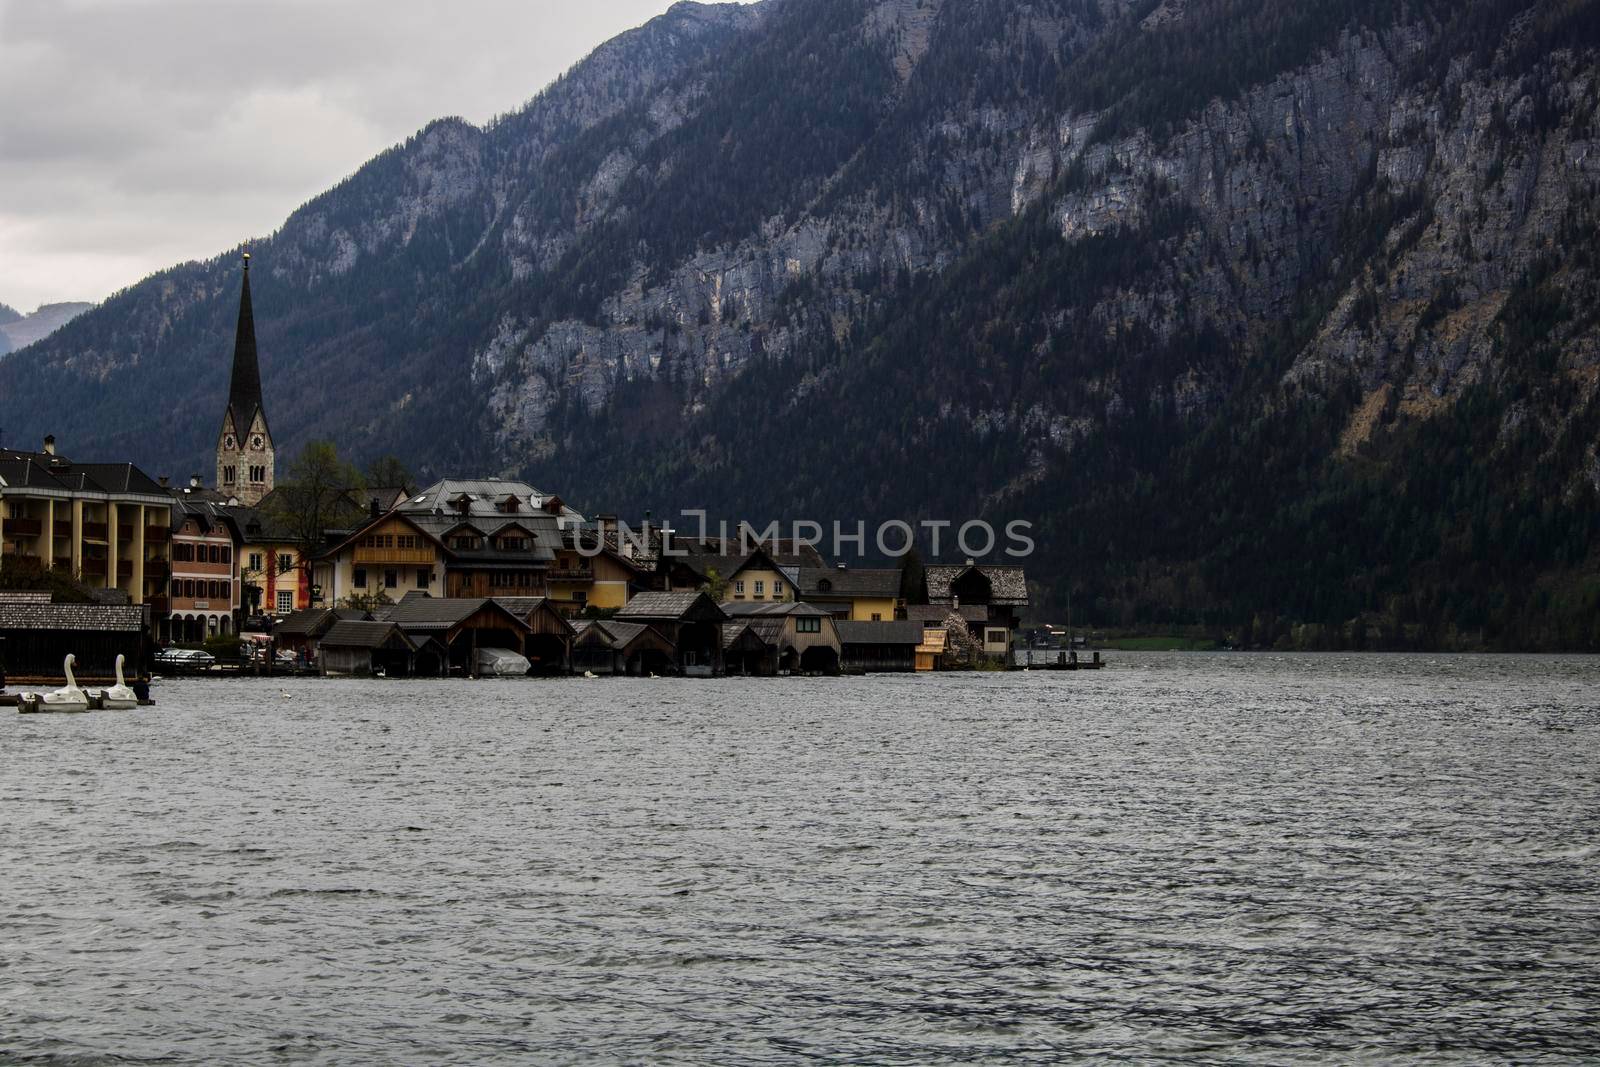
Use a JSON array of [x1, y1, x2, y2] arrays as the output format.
[[225, 251, 267, 436]]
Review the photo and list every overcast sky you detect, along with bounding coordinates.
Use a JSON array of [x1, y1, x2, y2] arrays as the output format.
[[0, 0, 707, 311]]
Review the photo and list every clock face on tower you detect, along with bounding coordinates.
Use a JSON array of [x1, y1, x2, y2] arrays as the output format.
[[223, 434, 237, 450], [251, 434, 264, 450]]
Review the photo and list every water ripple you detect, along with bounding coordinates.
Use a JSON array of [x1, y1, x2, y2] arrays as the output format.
[[2, 653, 1598, 1062]]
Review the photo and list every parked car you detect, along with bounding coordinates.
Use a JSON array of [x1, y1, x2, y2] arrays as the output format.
[[155, 648, 216, 671]]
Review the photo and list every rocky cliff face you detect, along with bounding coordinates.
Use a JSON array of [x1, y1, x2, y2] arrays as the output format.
[[2, 0, 1597, 645]]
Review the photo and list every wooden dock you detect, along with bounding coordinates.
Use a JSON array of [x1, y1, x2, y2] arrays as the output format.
[[1011, 650, 1106, 671]]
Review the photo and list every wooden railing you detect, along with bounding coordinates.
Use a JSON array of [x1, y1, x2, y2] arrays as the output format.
[[7, 518, 42, 537], [83, 522, 109, 541]]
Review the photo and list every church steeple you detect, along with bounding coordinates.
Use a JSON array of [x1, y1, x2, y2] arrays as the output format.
[[216, 252, 275, 507], [226, 251, 267, 437]]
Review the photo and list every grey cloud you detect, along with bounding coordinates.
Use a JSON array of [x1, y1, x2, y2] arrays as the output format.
[[0, 0, 708, 310]]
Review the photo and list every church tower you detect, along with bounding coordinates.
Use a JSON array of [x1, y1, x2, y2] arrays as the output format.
[[216, 252, 275, 507]]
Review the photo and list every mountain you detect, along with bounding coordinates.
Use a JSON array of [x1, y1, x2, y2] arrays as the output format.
[[0, 301, 92, 356], [2, 0, 1598, 649]]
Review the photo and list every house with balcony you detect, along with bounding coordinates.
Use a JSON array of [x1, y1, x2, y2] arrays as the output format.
[[545, 521, 652, 618], [398, 479, 579, 600], [0, 437, 173, 611], [313, 510, 446, 608]]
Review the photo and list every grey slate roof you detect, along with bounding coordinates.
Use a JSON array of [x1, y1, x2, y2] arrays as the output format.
[[0, 450, 170, 502], [925, 564, 1030, 606], [320, 620, 414, 650], [799, 567, 902, 598], [836, 620, 924, 646], [0, 602, 145, 632], [615, 591, 726, 622], [384, 597, 529, 632], [274, 607, 369, 637], [722, 600, 832, 618]]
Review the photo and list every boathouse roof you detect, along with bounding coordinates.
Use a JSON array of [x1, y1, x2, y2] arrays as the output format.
[[836, 620, 924, 646], [0, 601, 146, 632], [615, 590, 727, 623]]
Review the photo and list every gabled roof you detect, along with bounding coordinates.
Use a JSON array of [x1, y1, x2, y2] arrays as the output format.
[[666, 536, 827, 579], [580, 619, 674, 655], [274, 607, 369, 637], [836, 620, 924, 646], [925, 564, 1029, 606], [722, 600, 832, 618], [318, 508, 444, 560], [721, 617, 789, 649], [0, 601, 145, 632], [799, 566, 901, 599], [615, 590, 728, 623], [384, 596, 531, 634], [320, 620, 418, 651], [400, 479, 585, 523], [493, 596, 576, 635]]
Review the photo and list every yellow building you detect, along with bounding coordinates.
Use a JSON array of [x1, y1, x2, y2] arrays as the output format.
[[796, 565, 903, 622], [548, 532, 648, 617], [0, 438, 173, 608]]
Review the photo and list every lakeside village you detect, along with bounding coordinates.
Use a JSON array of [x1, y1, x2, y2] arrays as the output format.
[[1, 257, 1094, 696]]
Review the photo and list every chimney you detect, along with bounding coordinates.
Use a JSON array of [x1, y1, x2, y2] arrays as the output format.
[[189, 474, 202, 489], [837, 562, 847, 571], [369, 499, 381, 519], [42, 434, 55, 456], [158, 476, 170, 488]]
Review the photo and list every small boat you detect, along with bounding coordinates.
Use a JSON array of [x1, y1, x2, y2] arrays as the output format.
[[92, 654, 139, 711], [19, 654, 91, 714]]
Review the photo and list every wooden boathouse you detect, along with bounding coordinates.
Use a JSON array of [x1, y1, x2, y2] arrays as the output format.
[[0, 592, 151, 684]]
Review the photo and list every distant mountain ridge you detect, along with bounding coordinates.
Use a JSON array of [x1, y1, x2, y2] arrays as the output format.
[[0, 301, 94, 357], [2, 0, 1598, 648]]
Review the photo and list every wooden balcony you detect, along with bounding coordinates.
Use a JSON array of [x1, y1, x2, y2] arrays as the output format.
[[144, 559, 170, 578], [547, 567, 595, 582], [147, 596, 170, 616], [7, 518, 42, 538], [353, 546, 436, 565], [117, 525, 134, 542], [82, 522, 109, 542], [145, 525, 170, 543], [117, 560, 135, 580], [82, 557, 109, 577], [53, 521, 73, 539]]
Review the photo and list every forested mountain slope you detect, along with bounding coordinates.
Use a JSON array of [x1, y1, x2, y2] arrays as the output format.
[[3, 0, 1598, 647]]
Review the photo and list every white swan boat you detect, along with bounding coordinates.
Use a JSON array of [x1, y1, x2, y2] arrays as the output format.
[[92, 654, 139, 711], [19, 654, 91, 714]]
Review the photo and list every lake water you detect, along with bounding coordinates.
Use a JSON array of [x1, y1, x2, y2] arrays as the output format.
[[4, 653, 1599, 1063]]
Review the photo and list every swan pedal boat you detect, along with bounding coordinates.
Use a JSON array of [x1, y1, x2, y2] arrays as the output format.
[[17, 654, 138, 714]]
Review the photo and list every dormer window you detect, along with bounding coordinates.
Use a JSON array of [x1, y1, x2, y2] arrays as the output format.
[[498, 496, 521, 514], [818, 578, 832, 593]]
